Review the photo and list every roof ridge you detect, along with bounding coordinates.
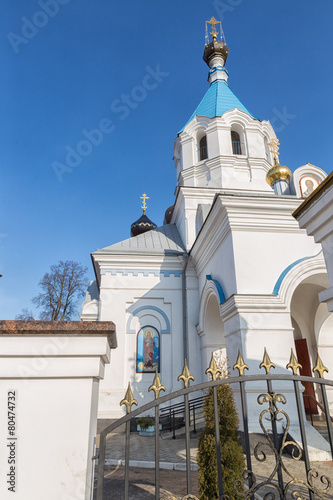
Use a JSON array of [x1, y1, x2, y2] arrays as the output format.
[[95, 224, 186, 254]]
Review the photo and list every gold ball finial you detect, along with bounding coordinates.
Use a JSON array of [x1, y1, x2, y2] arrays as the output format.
[[266, 164, 292, 186], [266, 138, 291, 187]]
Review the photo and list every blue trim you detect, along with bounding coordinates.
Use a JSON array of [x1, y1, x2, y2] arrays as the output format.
[[206, 275, 226, 305], [273, 251, 322, 295], [127, 306, 171, 334]]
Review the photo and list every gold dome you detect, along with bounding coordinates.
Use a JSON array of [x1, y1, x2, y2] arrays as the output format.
[[266, 164, 292, 186]]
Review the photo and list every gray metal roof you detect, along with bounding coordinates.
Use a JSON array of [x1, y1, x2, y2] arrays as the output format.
[[95, 224, 186, 255]]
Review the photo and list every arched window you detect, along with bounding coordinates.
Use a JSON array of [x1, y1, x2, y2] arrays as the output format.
[[198, 135, 208, 161], [231, 131, 243, 155], [137, 326, 160, 373]]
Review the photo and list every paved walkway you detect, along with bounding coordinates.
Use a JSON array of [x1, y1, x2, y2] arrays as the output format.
[[97, 420, 200, 470]]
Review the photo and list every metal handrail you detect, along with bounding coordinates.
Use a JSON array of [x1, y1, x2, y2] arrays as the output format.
[[159, 395, 206, 438], [159, 395, 205, 417], [304, 394, 333, 426]]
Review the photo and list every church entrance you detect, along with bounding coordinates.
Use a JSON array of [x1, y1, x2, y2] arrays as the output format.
[[290, 273, 333, 420], [294, 338, 318, 415]]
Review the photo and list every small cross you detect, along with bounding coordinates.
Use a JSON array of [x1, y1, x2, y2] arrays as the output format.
[[207, 16, 219, 40], [140, 193, 149, 214], [267, 138, 280, 164]]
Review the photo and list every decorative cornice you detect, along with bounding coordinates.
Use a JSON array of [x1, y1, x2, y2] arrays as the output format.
[[100, 269, 182, 278], [220, 293, 286, 325]]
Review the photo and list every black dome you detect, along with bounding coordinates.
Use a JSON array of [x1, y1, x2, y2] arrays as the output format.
[[130, 214, 157, 237], [164, 205, 174, 225]]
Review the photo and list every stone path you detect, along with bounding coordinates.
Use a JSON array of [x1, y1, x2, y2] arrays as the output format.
[[104, 430, 199, 470]]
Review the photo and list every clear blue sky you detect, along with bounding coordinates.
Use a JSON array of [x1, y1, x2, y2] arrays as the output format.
[[1, 1, 332, 319]]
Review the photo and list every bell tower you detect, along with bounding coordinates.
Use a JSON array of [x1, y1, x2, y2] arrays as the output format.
[[171, 19, 277, 249]]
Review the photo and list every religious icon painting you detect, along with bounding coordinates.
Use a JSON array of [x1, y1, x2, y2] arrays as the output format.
[[300, 175, 319, 198], [137, 326, 160, 373]]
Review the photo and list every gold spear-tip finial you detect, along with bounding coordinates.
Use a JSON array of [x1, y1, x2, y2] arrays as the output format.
[[148, 369, 166, 400], [313, 352, 329, 379], [259, 348, 276, 375], [178, 359, 194, 388], [206, 352, 222, 381], [286, 348, 302, 375], [140, 193, 149, 215], [120, 382, 138, 414], [233, 349, 249, 376]]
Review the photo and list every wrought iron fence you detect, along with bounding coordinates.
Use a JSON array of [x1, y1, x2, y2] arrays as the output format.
[[95, 349, 333, 500]]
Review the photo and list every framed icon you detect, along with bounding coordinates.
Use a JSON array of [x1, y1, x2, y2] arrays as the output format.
[[137, 326, 160, 373], [300, 176, 319, 198]]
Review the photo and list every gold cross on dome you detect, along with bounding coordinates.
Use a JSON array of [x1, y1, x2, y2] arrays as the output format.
[[267, 138, 280, 164], [207, 16, 219, 40], [140, 193, 149, 214]]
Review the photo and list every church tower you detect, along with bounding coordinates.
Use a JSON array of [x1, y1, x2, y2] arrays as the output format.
[[172, 17, 277, 249]]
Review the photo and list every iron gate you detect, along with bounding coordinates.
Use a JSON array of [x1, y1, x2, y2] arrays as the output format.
[[95, 349, 333, 499]]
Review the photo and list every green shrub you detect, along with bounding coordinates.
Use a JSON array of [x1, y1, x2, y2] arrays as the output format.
[[137, 416, 154, 430], [197, 383, 245, 499]]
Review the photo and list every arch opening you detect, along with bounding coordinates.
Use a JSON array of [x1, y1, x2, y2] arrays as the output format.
[[230, 124, 246, 156], [201, 293, 226, 373], [290, 276, 333, 415], [198, 134, 208, 161]]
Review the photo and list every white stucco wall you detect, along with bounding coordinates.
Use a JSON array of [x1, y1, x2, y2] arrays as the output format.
[[0, 328, 115, 500], [294, 174, 333, 311]]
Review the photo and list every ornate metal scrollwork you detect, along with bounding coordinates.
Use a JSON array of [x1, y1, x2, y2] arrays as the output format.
[[230, 390, 332, 499]]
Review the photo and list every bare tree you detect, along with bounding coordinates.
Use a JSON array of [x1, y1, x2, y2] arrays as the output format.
[[15, 308, 35, 320], [32, 260, 89, 321]]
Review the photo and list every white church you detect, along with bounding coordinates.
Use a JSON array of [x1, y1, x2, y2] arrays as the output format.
[[81, 18, 332, 424]]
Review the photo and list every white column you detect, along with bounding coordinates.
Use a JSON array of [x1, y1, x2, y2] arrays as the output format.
[[221, 295, 298, 432]]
